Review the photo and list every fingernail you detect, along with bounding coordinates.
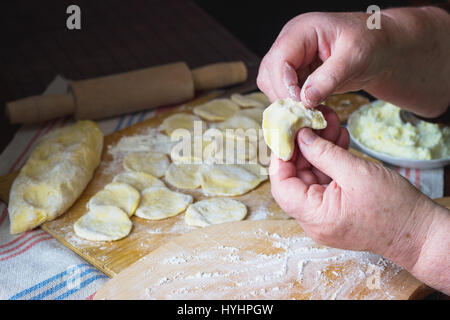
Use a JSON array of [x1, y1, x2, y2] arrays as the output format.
[[300, 128, 317, 145], [304, 86, 321, 106], [288, 85, 301, 100]]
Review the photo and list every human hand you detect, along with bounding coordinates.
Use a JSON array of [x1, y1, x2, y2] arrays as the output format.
[[257, 7, 450, 117], [269, 122, 450, 293]]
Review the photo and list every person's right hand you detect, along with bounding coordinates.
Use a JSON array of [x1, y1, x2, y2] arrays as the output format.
[[269, 127, 450, 294], [257, 7, 450, 117]]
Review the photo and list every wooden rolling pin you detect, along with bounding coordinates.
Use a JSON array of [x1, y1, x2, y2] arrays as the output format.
[[6, 61, 247, 124]]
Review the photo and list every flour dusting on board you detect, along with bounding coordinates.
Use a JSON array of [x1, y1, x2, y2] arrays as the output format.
[[108, 128, 175, 157], [140, 228, 403, 300], [247, 206, 270, 220]]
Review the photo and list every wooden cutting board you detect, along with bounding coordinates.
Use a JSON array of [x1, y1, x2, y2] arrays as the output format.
[[0, 92, 386, 278], [94, 220, 433, 300], [0, 92, 446, 299]]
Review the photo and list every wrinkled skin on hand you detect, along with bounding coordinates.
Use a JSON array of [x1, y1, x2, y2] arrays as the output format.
[[257, 8, 450, 117], [269, 114, 428, 257], [268, 107, 450, 294], [259, 6, 450, 295]]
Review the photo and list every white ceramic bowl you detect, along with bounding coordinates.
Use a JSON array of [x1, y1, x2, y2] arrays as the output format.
[[347, 101, 450, 169]]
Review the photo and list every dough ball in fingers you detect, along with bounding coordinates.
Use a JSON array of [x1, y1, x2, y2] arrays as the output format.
[[262, 98, 327, 161]]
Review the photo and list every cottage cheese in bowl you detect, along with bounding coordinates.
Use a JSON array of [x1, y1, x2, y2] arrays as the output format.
[[348, 100, 450, 167]]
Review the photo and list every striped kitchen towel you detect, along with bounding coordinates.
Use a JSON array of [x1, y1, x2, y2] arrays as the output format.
[[0, 77, 444, 299]]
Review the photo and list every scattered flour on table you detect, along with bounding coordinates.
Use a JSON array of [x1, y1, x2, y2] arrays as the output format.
[[142, 229, 403, 300], [247, 207, 270, 220], [108, 128, 175, 158]]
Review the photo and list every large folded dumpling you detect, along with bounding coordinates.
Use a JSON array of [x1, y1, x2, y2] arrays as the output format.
[[8, 120, 103, 234]]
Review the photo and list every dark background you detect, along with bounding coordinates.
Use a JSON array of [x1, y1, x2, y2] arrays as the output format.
[[0, 0, 440, 100]]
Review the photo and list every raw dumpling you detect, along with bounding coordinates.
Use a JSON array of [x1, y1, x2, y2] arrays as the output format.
[[245, 92, 271, 107], [215, 114, 261, 141], [193, 99, 239, 121], [262, 98, 327, 161], [185, 198, 247, 227], [135, 187, 193, 220], [200, 163, 268, 196], [123, 151, 169, 178], [87, 182, 140, 217], [165, 163, 201, 189], [170, 135, 214, 164], [161, 113, 207, 138], [237, 108, 264, 124], [210, 137, 258, 164], [109, 130, 174, 156], [113, 171, 165, 192], [74, 205, 132, 241]]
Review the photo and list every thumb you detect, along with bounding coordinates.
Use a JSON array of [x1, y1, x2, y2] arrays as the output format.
[[298, 128, 364, 185], [300, 47, 359, 107]]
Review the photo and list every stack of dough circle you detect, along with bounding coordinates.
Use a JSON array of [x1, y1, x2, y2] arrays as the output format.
[[237, 108, 264, 124], [231, 93, 265, 108], [185, 198, 247, 227], [170, 135, 214, 164], [113, 171, 165, 192], [161, 113, 206, 138], [216, 114, 260, 132], [165, 163, 201, 189], [135, 187, 193, 220], [210, 136, 258, 163], [215, 114, 261, 141], [109, 130, 174, 155], [193, 99, 239, 121], [244, 92, 271, 107], [74, 205, 132, 241], [200, 163, 268, 196], [257, 136, 272, 167], [87, 182, 140, 217], [72, 92, 278, 242], [123, 151, 169, 178]]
